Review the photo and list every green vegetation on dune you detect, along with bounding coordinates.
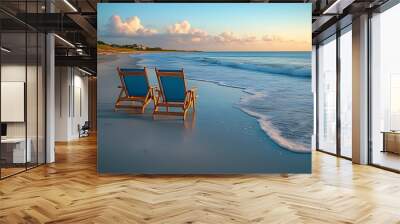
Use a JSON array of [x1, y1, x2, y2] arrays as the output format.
[[97, 41, 200, 52]]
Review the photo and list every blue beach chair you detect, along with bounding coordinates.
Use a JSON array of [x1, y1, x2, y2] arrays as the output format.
[[115, 67, 154, 113], [153, 68, 197, 120]]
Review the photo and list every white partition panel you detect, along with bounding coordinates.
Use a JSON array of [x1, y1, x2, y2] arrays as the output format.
[[1, 82, 25, 122]]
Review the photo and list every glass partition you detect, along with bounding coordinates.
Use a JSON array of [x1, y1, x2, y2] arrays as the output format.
[[0, 1, 46, 179], [27, 31, 38, 169], [1, 31, 28, 177], [38, 32, 46, 165]]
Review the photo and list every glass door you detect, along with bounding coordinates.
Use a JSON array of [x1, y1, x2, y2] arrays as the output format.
[[1, 30, 28, 178]]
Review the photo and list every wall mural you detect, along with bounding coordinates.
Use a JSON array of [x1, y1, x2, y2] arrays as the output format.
[[97, 3, 312, 173]]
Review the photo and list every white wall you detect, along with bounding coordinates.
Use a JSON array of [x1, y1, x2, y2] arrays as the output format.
[[1, 63, 46, 164], [55, 67, 89, 141], [1, 64, 26, 81], [55, 66, 70, 141], [1, 65, 26, 139], [71, 73, 89, 138], [1, 82, 25, 122], [1, 65, 40, 137]]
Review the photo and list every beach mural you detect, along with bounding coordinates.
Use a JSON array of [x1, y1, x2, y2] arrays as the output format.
[[97, 3, 312, 173]]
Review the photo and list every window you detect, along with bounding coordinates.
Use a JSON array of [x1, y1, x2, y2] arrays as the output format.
[[370, 3, 400, 171], [318, 35, 337, 154], [339, 27, 352, 158]]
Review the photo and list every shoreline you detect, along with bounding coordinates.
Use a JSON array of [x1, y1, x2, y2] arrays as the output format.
[[187, 78, 310, 153], [98, 50, 162, 56], [101, 51, 312, 154], [98, 48, 201, 56]]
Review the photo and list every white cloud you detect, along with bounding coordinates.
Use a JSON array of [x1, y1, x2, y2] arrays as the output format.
[[262, 35, 283, 42], [242, 36, 257, 43], [215, 32, 239, 43], [262, 35, 273, 41], [215, 32, 257, 43], [167, 21, 209, 43], [191, 37, 202, 42], [107, 15, 157, 36], [168, 20, 191, 34], [191, 28, 208, 38], [103, 16, 298, 49]]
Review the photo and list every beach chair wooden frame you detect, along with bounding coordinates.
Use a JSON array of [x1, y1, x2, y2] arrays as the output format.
[[115, 67, 154, 114], [154, 68, 197, 120]]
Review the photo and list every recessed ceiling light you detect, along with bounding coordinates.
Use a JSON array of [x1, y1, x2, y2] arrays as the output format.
[[54, 34, 75, 48], [1, 47, 11, 53], [78, 67, 93, 76], [63, 0, 78, 12]]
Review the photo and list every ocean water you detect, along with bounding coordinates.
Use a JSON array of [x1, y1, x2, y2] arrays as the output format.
[[131, 51, 312, 152]]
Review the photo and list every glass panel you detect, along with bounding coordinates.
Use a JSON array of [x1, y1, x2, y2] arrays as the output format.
[[340, 27, 352, 158], [38, 33, 46, 165], [0, 1, 46, 178], [27, 31, 38, 169], [26, 0, 39, 169], [1, 31, 27, 177], [318, 36, 337, 154], [371, 4, 400, 171]]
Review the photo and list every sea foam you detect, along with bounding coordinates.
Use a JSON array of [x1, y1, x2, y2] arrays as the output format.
[[194, 57, 311, 78], [238, 92, 310, 153]]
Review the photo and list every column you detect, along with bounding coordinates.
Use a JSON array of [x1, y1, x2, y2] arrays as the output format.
[[352, 14, 369, 164]]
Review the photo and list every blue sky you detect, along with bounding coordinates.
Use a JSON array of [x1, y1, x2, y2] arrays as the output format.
[[98, 3, 311, 51]]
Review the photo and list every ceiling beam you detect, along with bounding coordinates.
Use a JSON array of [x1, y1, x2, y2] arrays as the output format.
[[55, 55, 96, 74], [67, 13, 97, 46], [323, 0, 356, 14]]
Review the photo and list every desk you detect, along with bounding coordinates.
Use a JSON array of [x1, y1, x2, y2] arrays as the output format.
[[1, 138, 31, 163], [382, 131, 400, 154]]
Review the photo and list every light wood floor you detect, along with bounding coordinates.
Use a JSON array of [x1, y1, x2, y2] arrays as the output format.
[[1, 167, 26, 178], [372, 151, 400, 171], [1, 135, 400, 224]]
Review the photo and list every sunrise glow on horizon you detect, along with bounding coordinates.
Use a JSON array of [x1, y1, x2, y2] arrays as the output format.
[[98, 3, 312, 52]]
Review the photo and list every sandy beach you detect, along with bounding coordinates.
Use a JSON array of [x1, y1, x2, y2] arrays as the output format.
[[97, 53, 311, 174]]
